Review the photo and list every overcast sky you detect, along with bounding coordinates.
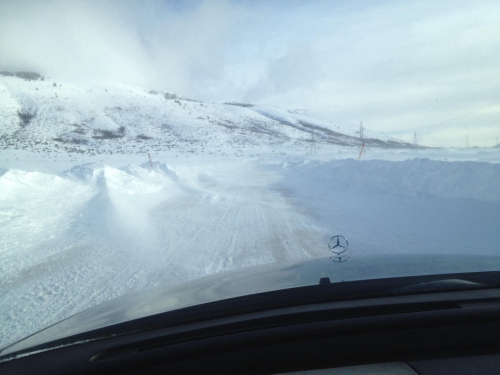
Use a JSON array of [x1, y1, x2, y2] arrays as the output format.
[[1, 0, 499, 147]]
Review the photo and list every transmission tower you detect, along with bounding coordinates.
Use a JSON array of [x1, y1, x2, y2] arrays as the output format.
[[309, 131, 317, 156]]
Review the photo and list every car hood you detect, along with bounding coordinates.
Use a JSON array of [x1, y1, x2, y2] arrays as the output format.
[[2, 253, 500, 356]]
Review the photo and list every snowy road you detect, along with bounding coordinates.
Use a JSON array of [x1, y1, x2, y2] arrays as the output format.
[[0, 160, 326, 346], [152, 165, 326, 273]]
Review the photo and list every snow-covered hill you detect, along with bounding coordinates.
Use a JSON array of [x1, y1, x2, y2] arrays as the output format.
[[0, 74, 415, 158]]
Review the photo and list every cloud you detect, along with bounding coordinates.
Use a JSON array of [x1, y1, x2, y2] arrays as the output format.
[[237, 0, 500, 147], [1, 1, 145, 83], [0, 0, 240, 97], [243, 43, 326, 103]]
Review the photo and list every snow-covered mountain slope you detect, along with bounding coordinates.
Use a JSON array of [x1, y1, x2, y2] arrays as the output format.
[[0, 75, 415, 158], [251, 105, 396, 145]]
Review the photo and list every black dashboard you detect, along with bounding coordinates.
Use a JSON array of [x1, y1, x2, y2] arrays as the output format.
[[2, 285, 500, 374]]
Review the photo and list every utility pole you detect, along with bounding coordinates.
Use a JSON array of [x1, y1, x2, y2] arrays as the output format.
[[360, 121, 364, 140], [358, 142, 365, 160], [466, 134, 469, 149], [413, 131, 417, 146]]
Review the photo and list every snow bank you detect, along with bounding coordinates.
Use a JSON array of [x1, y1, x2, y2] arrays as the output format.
[[1, 169, 86, 197], [282, 158, 500, 202], [62, 162, 182, 195], [278, 158, 500, 256], [0, 162, 190, 267], [0, 168, 95, 276]]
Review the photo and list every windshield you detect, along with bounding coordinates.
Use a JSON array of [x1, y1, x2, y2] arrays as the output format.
[[1, 0, 499, 352]]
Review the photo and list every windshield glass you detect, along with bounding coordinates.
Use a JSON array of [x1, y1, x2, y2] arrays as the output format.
[[1, 0, 499, 351]]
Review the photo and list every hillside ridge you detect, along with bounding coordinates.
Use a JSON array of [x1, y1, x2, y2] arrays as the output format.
[[0, 75, 419, 158]]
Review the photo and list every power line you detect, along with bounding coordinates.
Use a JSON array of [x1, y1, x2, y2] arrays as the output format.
[[426, 100, 500, 129]]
